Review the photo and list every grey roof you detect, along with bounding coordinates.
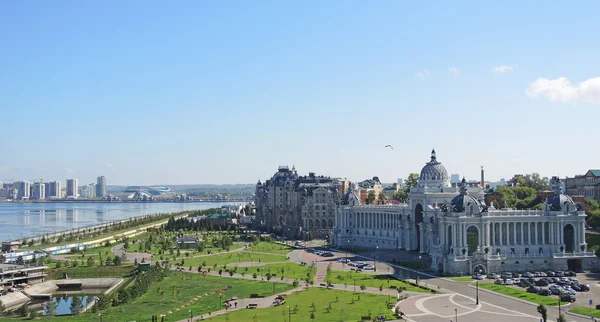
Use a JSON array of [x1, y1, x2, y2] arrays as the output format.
[[177, 237, 199, 243], [420, 149, 449, 182]]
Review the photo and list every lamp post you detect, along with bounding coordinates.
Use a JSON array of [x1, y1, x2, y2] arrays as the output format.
[[454, 308, 458, 322], [189, 309, 193, 322], [374, 245, 379, 272], [98, 313, 102, 322], [287, 305, 291, 322], [346, 240, 349, 265], [250, 255, 253, 268], [219, 293, 222, 310], [475, 281, 479, 305], [354, 276, 357, 293]]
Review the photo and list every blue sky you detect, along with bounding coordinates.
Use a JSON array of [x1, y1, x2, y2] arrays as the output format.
[[1, 1, 599, 185]]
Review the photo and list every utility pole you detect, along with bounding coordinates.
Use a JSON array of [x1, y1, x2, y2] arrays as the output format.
[[476, 280, 479, 305]]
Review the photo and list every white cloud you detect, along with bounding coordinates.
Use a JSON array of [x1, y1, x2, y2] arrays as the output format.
[[492, 65, 513, 75], [526, 77, 600, 103], [414, 69, 430, 79], [449, 67, 459, 78], [64, 167, 75, 174]]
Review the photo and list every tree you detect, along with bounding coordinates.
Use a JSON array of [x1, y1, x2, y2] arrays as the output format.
[[113, 255, 122, 266], [70, 296, 84, 314], [403, 173, 419, 193], [392, 190, 408, 202], [494, 185, 539, 210], [522, 173, 550, 191], [537, 304, 547, 322], [366, 191, 376, 205], [378, 192, 387, 204], [87, 256, 95, 266]]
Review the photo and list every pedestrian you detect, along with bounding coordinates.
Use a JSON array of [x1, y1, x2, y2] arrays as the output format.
[[235, 302, 237, 308]]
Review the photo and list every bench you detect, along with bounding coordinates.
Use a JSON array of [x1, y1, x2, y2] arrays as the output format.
[[250, 294, 259, 298], [360, 316, 371, 321], [246, 304, 258, 309]]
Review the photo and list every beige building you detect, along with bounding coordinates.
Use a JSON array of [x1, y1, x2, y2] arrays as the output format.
[[566, 170, 600, 202]]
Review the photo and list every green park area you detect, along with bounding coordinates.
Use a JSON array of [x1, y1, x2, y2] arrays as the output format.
[[479, 284, 560, 306], [247, 242, 295, 255], [247, 263, 316, 281], [326, 269, 429, 293], [183, 251, 288, 268], [208, 287, 392, 322], [569, 307, 600, 319], [44, 273, 294, 322], [449, 276, 475, 282]]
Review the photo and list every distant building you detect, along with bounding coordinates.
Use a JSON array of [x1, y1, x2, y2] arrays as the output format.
[[397, 178, 403, 188], [44, 181, 61, 199], [255, 167, 341, 240], [96, 176, 107, 198], [450, 174, 460, 184], [566, 170, 600, 203], [66, 179, 78, 198], [176, 237, 200, 249], [79, 183, 96, 199], [32, 182, 46, 200], [13, 181, 30, 200], [356, 177, 383, 203]]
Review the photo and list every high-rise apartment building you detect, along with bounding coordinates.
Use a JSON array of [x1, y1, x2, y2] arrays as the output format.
[[80, 183, 96, 199], [397, 178, 403, 187], [32, 182, 46, 200], [66, 179, 79, 198], [450, 174, 460, 184], [44, 181, 62, 199], [14, 181, 31, 200], [96, 176, 107, 198]]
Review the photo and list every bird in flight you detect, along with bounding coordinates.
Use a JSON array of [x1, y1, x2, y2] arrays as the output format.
[[385, 145, 394, 149]]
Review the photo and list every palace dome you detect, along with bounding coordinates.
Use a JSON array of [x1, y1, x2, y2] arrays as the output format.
[[546, 176, 575, 211], [450, 178, 481, 212], [419, 149, 449, 182]]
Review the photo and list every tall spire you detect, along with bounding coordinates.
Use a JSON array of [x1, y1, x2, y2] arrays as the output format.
[[459, 177, 468, 195], [431, 148, 437, 161]]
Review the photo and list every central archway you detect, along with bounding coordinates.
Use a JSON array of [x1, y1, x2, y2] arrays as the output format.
[[415, 204, 424, 252], [564, 224, 575, 252], [473, 264, 487, 275], [467, 225, 479, 255]]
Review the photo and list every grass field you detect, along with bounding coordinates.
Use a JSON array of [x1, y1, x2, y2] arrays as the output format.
[[247, 242, 294, 255], [51, 272, 294, 322], [207, 287, 392, 322], [183, 251, 288, 268], [238, 263, 316, 281], [479, 283, 560, 306], [46, 265, 136, 280], [326, 270, 428, 293], [569, 307, 600, 318]]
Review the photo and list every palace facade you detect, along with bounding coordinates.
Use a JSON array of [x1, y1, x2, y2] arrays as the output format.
[[332, 150, 596, 275]]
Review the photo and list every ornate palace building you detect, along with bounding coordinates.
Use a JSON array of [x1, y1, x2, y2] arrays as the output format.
[[254, 166, 348, 240], [332, 150, 596, 275]]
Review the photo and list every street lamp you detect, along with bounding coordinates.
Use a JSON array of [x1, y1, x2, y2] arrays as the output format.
[[346, 240, 349, 265], [475, 281, 479, 305], [287, 305, 291, 322], [219, 293, 222, 310], [454, 308, 458, 322], [354, 276, 357, 293], [189, 309, 193, 322], [98, 313, 102, 322], [250, 255, 253, 267], [374, 245, 379, 272]]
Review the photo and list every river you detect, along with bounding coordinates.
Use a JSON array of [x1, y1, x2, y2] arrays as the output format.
[[0, 202, 238, 241]]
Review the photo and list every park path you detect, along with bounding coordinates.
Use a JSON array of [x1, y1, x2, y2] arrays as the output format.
[[175, 285, 305, 322]]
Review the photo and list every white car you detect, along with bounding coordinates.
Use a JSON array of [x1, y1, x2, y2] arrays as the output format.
[[504, 279, 514, 285], [524, 272, 534, 278], [362, 265, 374, 270], [472, 274, 485, 280], [494, 279, 505, 285]]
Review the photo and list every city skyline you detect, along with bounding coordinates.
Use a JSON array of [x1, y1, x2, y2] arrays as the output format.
[[1, 1, 600, 185]]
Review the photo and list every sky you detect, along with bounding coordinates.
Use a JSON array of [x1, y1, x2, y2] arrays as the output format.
[[1, 1, 600, 186]]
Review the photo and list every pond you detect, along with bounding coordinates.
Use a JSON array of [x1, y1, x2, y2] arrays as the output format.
[[35, 295, 97, 315]]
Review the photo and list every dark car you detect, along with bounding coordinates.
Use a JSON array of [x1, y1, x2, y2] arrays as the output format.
[[566, 271, 577, 277], [535, 279, 549, 286], [551, 277, 560, 283], [546, 271, 556, 277], [518, 279, 531, 288], [560, 293, 576, 302], [579, 284, 590, 292], [538, 288, 552, 296], [571, 284, 582, 292], [527, 286, 541, 294], [555, 271, 565, 277]]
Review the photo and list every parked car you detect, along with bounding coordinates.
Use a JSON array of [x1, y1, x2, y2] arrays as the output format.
[[494, 279, 506, 285], [560, 293, 576, 302], [535, 279, 549, 286], [538, 288, 551, 296], [555, 271, 565, 277], [538, 272, 547, 277], [501, 272, 513, 279], [337, 258, 350, 263], [566, 271, 577, 277], [472, 274, 485, 280], [488, 273, 499, 279], [579, 284, 590, 292], [523, 272, 534, 278], [505, 279, 515, 285], [546, 271, 556, 277], [362, 265, 374, 270], [527, 286, 541, 293], [549, 285, 563, 295]]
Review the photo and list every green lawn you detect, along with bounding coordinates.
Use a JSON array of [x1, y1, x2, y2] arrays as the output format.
[[247, 242, 294, 255], [183, 251, 288, 268], [326, 270, 429, 293], [586, 232, 600, 248], [47, 272, 294, 321], [46, 264, 136, 279], [238, 263, 316, 281], [569, 307, 600, 318], [479, 284, 560, 306], [208, 287, 392, 322]]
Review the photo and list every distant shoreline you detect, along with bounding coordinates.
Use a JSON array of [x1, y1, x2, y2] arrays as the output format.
[[0, 199, 251, 204]]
